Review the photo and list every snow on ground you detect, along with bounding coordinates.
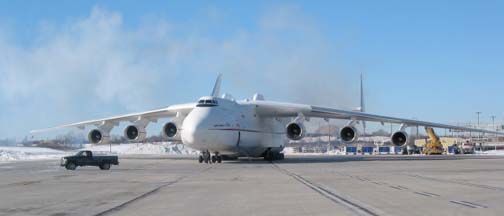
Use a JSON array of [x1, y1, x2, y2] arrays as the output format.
[[0, 146, 67, 162], [476, 150, 504, 155], [81, 142, 199, 155], [282, 147, 343, 156], [0, 142, 198, 162]]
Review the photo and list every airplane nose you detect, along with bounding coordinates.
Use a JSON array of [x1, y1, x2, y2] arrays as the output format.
[[181, 110, 212, 147], [181, 110, 238, 151]]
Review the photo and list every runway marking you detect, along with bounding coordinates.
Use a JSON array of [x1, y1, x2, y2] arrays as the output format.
[[272, 164, 380, 216], [395, 186, 408, 190], [94, 166, 214, 216], [414, 192, 439, 198], [420, 192, 440, 197], [8, 180, 42, 187], [337, 173, 492, 210], [450, 200, 487, 209], [458, 201, 488, 208], [405, 173, 504, 191], [389, 186, 403, 190]]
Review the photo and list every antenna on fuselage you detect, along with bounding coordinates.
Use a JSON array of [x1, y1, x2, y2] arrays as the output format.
[[211, 74, 223, 97]]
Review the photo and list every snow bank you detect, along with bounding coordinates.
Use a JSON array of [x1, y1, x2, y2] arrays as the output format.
[[477, 150, 504, 156], [82, 142, 199, 155], [282, 147, 343, 156], [0, 146, 67, 162]]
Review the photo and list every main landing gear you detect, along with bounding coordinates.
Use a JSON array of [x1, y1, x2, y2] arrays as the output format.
[[263, 150, 285, 161], [199, 150, 222, 164]]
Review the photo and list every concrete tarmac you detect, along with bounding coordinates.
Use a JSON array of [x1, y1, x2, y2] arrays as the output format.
[[1, 155, 504, 216]]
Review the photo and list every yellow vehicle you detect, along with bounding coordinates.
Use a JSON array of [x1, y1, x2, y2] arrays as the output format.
[[423, 127, 444, 155]]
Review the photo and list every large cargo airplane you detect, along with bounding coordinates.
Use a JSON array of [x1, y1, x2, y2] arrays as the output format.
[[32, 75, 503, 162]]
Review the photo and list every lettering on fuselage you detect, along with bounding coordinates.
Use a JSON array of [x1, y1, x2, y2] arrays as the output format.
[[213, 123, 232, 128]]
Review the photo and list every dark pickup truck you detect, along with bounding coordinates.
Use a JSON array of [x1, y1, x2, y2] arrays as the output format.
[[61, 150, 119, 170]]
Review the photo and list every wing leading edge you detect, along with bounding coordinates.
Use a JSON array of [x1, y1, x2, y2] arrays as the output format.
[[250, 100, 504, 135], [30, 103, 196, 133]]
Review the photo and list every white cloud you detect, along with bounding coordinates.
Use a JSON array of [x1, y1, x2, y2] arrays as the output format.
[[0, 6, 355, 138]]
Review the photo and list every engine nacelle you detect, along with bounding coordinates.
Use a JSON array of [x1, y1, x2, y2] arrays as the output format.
[[391, 131, 408, 146], [88, 129, 110, 144], [163, 122, 179, 139], [286, 122, 306, 140], [124, 125, 147, 141], [340, 126, 359, 142]]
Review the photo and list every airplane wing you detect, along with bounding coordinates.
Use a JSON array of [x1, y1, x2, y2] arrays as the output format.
[[31, 103, 196, 133], [251, 100, 503, 134]]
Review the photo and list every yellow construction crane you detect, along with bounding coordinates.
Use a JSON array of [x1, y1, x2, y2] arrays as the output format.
[[423, 127, 444, 155]]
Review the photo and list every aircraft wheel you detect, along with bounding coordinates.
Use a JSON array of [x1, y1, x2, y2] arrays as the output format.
[[264, 151, 274, 161], [217, 156, 222, 163], [211, 155, 217, 163], [198, 155, 204, 163]]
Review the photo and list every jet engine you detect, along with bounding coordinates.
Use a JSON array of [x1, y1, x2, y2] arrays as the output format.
[[163, 122, 179, 138], [88, 129, 110, 144], [124, 125, 146, 141], [340, 126, 359, 142], [286, 122, 306, 140], [391, 131, 408, 146]]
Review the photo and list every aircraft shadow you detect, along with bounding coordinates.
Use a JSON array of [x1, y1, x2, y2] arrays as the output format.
[[226, 155, 503, 164]]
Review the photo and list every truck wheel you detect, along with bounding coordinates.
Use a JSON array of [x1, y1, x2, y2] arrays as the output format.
[[65, 162, 77, 170], [100, 163, 111, 170]]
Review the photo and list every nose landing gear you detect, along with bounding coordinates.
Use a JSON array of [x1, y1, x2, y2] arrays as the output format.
[[199, 150, 222, 164]]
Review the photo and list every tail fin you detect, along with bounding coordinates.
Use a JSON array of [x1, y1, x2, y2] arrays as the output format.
[[211, 74, 223, 97], [358, 73, 366, 135], [359, 73, 365, 113], [354, 73, 365, 112]]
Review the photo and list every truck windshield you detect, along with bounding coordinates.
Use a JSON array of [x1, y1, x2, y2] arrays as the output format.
[[76, 151, 90, 157]]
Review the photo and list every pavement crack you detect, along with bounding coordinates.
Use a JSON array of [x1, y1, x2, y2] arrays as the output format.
[[449, 200, 487, 209], [94, 166, 213, 216], [404, 173, 504, 192], [271, 163, 380, 216]]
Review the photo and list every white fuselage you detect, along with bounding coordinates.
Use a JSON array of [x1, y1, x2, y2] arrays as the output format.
[[181, 96, 287, 157]]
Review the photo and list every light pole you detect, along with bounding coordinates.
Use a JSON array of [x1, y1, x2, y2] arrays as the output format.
[[476, 112, 481, 128], [491, 115, 496, 130], [476, 112, 481, 142], [491, 115, 497, 140]]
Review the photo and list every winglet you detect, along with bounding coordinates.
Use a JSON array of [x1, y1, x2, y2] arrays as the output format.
[[211, 74, 223, 97]]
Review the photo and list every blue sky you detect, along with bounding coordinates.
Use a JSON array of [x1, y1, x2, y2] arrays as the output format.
[[1, 0, 503, 139]]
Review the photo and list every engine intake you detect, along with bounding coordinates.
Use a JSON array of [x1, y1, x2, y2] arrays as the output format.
[[391, 131, 408, 146], [340, 126, 359, 142], [88, 129, 110, 144], [163, 122, 178, 138], [286, 122, 305, 140], [124, 125, 146, 141]]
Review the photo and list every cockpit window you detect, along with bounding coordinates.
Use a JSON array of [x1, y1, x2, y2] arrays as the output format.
[[197, 99, 218, 107]]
